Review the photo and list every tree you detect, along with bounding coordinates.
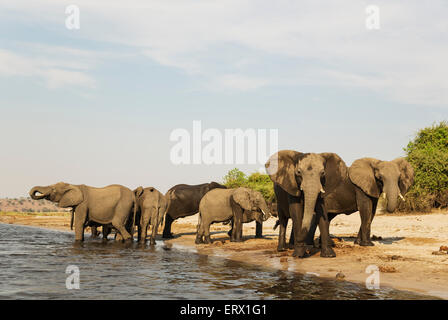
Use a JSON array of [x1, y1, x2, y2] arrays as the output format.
[[222, 168, 275, 203], [400, 121, 448, 211]]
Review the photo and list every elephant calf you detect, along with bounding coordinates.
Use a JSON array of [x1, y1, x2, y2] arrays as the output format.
[[196, 187, 271, 244], [134, 186, 167, 245]]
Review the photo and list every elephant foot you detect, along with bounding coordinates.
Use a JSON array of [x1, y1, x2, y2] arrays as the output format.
[[124, 238, 133, 244], [292, 246, 308, 258], [149, 238, 156, 246], [359, 240, 374, 247], [277, 244, 287, 252], [320, 246, 336, 258], [195, 235, 204, 244], [230, 238, 243, 243], [204, 236, 212, 244]]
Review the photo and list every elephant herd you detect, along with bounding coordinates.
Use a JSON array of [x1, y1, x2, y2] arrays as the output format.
[[29, 149, 414, 259]]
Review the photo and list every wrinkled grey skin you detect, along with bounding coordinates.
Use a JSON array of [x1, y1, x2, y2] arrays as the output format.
[[266, 151, 342, 258], [348, 157, 414, 245], [163, 182, 227, 238], [29, 182, 136, 242], [195, 187, 271, 244], [134, 186, 167, 245], [266, 151, 414, 258]]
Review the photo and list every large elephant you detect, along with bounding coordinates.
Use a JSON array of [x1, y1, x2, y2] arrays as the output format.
[[195, 187, 271, 244], [347, 157, 414, 245], [265, 151, 414, 258], [29, 183, 136, 242], [162, 182, 227, 238], [266, 151, 348, 258], [134, 186, 167, 245]]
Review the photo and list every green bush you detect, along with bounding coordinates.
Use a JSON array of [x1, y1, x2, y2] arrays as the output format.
[[223, 168, 275, 203], [399, 121, 448, 212]]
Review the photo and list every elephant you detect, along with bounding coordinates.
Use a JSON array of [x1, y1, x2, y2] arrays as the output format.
[[347, 157, 414, 245], [134, 186, 167, 245], [162, 182, 227, 238], [265, 150, 414, 258], [29, 182, 136, 242], [266, 151, 347, 258], [195, 187, 271, 244], [69, 209, 112, 239]]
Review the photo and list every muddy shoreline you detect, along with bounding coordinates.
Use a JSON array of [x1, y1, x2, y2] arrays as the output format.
[[1, 212, 447, 299]]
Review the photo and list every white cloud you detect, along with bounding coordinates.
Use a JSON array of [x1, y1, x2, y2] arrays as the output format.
[[2, 0, 448, 105], [0, 47, 96, 88]]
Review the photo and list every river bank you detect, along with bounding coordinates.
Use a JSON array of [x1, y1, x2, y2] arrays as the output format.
[[1, 211, 447, 299]]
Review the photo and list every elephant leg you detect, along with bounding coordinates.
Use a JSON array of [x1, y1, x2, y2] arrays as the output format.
[[162, 214, 175, 238], [195, 216, 205, 244], [355, 189, 374, 246], [102, 225, 111, 241], [288, 228, 294, 249], [203, 222, 212, 244], [140, 216, 150, 244], [227, 220, 234, 237], [149, 211, 158, 246], [112, 215, 132, 243], [288, 196, 307, 258], [277, 215, 288, 252], [91, 226, 99, 239], [317, 203, 336, 258], [230, 202, 244, 242], [74, 205, 87, 242], [255, 221, 263, 238], [369, 199, 379, 240]]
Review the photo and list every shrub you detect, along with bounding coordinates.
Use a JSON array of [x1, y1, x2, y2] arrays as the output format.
[[223, 168, 275, 203], [398, 121, 448, 212]]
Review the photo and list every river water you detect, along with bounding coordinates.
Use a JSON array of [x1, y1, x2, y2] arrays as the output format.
[[0, 223, 436, 300]]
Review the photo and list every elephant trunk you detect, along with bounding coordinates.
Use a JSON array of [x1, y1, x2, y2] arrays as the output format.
[[384, 182, 399, 213], [259, 202, 271, 222], [302, 187, 320, 233], [29, 186, 51, 200], [70, 209, 74, 230]]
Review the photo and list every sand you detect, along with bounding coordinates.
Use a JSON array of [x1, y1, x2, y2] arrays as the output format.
[[1, 211, 447, 299]]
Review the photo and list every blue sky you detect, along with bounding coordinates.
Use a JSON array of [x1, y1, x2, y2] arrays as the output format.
[[1, 1, 447, 197]]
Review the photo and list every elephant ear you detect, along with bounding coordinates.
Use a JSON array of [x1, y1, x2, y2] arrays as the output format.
[[320, 153, 348, 194], [392, 158, 414, 195], [265, 150, 304, 197], [59, 185, 84, 208], [349, 158, 381, 198], [134, 186, 144, 198], [231, 188, 252, 211]]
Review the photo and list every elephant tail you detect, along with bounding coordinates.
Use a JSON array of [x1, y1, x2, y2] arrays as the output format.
[[132, 197, 138, 238]]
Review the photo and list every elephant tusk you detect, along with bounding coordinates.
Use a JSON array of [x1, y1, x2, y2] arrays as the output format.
[[399, 193, 405, 201], [382, 193, 386, 199], [320, 188, 325, 194]]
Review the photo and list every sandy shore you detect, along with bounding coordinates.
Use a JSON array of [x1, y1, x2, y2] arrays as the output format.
[[1, 211, 447, 299]]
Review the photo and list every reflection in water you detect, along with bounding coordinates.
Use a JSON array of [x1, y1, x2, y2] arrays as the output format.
[[0, 223, 436, 300]]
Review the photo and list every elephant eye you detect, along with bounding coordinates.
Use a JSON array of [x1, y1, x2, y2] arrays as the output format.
[[320, 171, 325, 177]]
